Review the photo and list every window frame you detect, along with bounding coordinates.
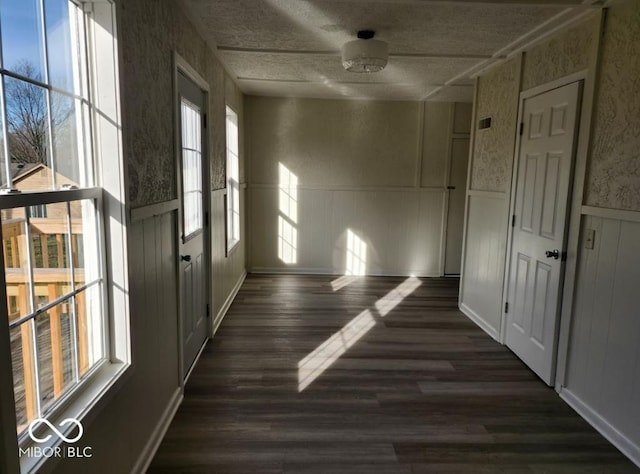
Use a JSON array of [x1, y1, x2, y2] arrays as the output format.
[[225, 105, 240, 254], [0, 1, 130, 472]]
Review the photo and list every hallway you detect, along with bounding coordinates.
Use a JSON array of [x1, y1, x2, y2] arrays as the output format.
[[149, 275, 637, 473]]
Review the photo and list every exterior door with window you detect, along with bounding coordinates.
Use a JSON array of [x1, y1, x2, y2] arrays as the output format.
[[506, 81, 581, 385], [177, 72, 208, 378]]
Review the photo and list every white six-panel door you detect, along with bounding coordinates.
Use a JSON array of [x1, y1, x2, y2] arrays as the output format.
[[506, 81, 581, 385]]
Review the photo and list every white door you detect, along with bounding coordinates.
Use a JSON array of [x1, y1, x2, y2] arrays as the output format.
[[506, 81, 581, 385], [178, 72, 208, 377], [444, 137, 470, 275]]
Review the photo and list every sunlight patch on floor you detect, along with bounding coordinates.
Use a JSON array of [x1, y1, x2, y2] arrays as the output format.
[[297, 309, 375, 392], [298, 277, 422, 391], [375, 277, 421, 317]]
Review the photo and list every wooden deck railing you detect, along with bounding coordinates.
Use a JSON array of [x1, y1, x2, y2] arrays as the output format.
[[3, 217, 89, 430]]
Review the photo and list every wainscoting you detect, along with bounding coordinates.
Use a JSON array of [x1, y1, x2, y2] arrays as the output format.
[[459, 191, 509, 340], [562, 208, 640, 466], [128, 209, 182, 474], [211, 187, 247, 329]]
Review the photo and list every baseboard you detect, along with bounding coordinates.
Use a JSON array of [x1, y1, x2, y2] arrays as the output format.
[[560, 388, 640, 468], [183, 338, 209, 384], [132, 387, 183, 474], [212, 270, 247, 336], [459, 302, 500, 341], [249, 267, 442, 278]]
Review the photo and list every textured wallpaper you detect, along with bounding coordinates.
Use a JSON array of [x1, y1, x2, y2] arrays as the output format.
[[470, 58, 520, 193], [117, 0, 239, 207], [208, 63, 227, 191], [585, 0, 640, 211], [118, 0, 175, 206], [522, 16, 598, 92], [245, 97, 422, 187]]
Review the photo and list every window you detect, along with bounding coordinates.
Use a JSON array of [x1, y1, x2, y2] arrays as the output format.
[[181, 98, 203, 239], [29, 205, 48, 218], [225, 106, 240, 251], [0, 1, 128, 470]]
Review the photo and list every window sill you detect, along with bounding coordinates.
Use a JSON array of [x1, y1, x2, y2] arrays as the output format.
[[227, 239, 241, 257], [18, 360, 131, 474]]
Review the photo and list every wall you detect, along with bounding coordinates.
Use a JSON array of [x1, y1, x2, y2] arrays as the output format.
[[245, 97, 471, 276], [561, 0, 640, 465], [585, 1, 640, 211], [461, 0, 640, 465], [459, 57, 520, 336], [211, 72, 247, 325], [563, 212, 640, 463], [51, 0, 246, 472], [460, 14, 599, 337]]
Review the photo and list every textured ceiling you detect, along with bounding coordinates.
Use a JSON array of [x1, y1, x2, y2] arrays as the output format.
[[182, 0, 601, 101]]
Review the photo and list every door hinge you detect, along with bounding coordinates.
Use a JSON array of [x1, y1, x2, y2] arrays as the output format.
[[206, 304, 210, 318], [519, 122, 524, 136], [505, 302, 509, 313], [512, 214, 516, 227]]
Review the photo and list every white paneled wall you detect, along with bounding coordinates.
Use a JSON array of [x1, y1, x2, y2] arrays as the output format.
[[562, 212, 640, 465], [211, 188, 247, 329], [459, 192, 508, 339], [249, 186, 445, 276]]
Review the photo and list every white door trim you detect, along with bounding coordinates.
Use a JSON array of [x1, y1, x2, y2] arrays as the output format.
[[173, 52, 211, 386]]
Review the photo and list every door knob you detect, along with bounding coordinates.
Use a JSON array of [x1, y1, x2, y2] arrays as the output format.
[[181, 255, 192, 262], [545, 249, 560, 260]]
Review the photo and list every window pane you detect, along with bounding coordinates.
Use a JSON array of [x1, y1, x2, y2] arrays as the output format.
[[73, 199, 100, 287], [45, 0, 81, 94], [10, 321, 37, 435], [36, 305, 74, 414], [0, 82, 7, 189], [30, 203, 72, 308], [76, 286, 103, 375], [233, 184, 240, 240], [2, 209, 32, 320], [0, 0, 46, 80], [226, 191, 233, 243], [52, 92, 83, 186], [226, 108, 240, 247], [4, 76, 51, 188], [226, 108, 238, 156], [181, 99, 202, 238]]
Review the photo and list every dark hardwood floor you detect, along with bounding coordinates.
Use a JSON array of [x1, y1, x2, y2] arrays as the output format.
[[149, 274, 638, 473]]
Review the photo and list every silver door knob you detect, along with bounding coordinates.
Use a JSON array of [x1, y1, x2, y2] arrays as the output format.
[[545, 249, 560, 260]]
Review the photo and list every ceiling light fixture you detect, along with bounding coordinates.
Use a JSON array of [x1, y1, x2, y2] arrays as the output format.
[[342, 30, 388, 73]]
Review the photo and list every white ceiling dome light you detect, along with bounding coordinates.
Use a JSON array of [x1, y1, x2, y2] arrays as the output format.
[[342, 30, 388, 73]]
